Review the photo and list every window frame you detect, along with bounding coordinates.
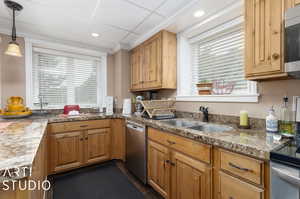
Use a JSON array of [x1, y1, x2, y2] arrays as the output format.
[[25, 38, 107, 109], [176, 16, 259, 103]]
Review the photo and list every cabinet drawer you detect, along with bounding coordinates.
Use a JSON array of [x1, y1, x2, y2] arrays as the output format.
[[148, 128, 211, 164], [220, 150, 263, 185], [49, 120, 111, 133], [219, 172, 264, 199]]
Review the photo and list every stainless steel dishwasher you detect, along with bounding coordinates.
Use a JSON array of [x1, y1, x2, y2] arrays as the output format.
[[125, 121, 147, 184]]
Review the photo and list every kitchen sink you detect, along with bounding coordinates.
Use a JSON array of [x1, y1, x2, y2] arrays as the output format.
[[160, 119, 201, 128], [161, 119, 233, 133], [188, 124, 233, 133]]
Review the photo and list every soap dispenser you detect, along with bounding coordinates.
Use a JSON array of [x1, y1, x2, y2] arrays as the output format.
[[266, 106, 280, 140]]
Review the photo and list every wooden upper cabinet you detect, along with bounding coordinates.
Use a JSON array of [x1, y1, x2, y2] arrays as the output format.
[[50, 131, 84, 173], [85, 128, 111, 164], [142, 33, 162, 89], [245, 0, 287, 80], [131, 47, 143, 90], [148, 140, 171, 199], [171, 151, 211, 199], [286, 0, 300, 7], [130, 30, 177, 91]]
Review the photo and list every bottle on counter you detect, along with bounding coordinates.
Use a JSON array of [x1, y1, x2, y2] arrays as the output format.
[[266, 106, 281, 141], [279, 96, 295, 137]]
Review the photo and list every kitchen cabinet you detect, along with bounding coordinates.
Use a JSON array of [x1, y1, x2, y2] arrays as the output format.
[[245, 0, 287, 80], [130, 30, 177, 91], [131, 47, 142, 90], [85, 128, 111, 164], [148, 140, 171, 199], [213, 147, 270, 199], [171, 151, 211, 199], [111, 119, 126, 161], [48, 120, 112, 174], [286, 0, 300, 7], [219, 172, 264, 199], [50, 131, 84, 173], [148, 128, 212, 199]]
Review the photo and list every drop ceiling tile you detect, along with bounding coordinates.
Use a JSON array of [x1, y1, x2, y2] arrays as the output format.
[[134, 13, 164, 35], [125, 0, 166, 11], [122, 33, 139, 44], [156, 0, 194, 17], [90, 24, 129, 42], [93, 0, 150, 31]]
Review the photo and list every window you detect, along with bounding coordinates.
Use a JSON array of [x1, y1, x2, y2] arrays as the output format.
[[177, 17, 258, 102], [26, 40, 107, 109]]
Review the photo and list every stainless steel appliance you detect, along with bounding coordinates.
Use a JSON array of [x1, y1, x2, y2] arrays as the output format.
[[270, 96, 300, 199], [270, 142, 300, 199], [285, 6, 300, 78], [125, 121, 147, 184]]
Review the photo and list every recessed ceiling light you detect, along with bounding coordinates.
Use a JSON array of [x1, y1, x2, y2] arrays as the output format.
[[91, 33, 99, 37], [194, 10, 205, 18]]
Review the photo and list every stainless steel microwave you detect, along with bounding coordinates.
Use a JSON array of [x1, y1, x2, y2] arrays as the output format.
[[285, 5, 300, 78]]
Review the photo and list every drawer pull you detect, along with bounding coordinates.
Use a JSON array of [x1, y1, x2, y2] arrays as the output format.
[[167, 140, 176, 145], [229, 162, 252, 172], [165, 160, 176, 167], [80, 125, 89, 128], [80, 138, 84, 141]]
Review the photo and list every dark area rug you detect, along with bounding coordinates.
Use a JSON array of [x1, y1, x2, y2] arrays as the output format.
[[50, 161, 145, 199]]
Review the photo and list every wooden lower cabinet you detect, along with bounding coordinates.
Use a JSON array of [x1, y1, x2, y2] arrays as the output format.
[[171, 151, 211, 199], [49, 127, 111, 174], [148, 139, 211, 199], [148, 140, 171, 199], [219, 172, 264, 199], [50, 131, 84, 173], [85, 128, 111, 164]]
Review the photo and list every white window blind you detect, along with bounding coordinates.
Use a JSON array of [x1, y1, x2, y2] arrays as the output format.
[[191, 23, 248, 95], [32, 48, 101, 108]]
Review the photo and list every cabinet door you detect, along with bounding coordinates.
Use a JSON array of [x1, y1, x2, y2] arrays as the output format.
[[142, 33, 162, 89], [50, 131, 84, 173], [286, 0, 300, 7], [245, 0, 284, 77], [131, 48, 143, 90], [219, 172, 264, 199], [148, 140, 171, 199], [85, 128, 111, 164], [171, 151, 212, 199]]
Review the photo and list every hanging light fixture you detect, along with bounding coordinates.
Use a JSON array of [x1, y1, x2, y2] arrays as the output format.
[[4, 0, 23, 57]]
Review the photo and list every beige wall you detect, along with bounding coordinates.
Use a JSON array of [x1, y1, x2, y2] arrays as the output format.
[[0, 33, 26, 108], [110, 49, 132, 108], [158, 79, 300, 119]]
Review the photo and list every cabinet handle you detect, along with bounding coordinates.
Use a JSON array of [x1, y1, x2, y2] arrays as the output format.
[[167, 140, 176, 145], [228, 162, 252, 173], [85, 137, 88, 140], [272, 53, 280, 60], [80, 125, 89, 128], [165, 160, 175, 166], [80, 138, 84, 141]]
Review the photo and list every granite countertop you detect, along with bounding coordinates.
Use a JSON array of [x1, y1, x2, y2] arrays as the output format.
[[125, 116, 289, 160], [0, 118, 48, 181], [0, 113, 289, 181]]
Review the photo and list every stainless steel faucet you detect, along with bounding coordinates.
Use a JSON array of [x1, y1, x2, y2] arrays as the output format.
[[199, 106, 209, 122], [34, 95, 48, 114]]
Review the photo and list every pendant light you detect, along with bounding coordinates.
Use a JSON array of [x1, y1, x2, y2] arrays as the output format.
[[4, 0, 23, 57]]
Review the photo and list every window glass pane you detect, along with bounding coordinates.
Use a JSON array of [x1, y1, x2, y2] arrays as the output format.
[[32, 50, 99, 108], [191, 24, 249, 95]]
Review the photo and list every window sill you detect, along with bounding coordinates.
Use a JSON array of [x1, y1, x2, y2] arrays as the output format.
[[176, 94, 260, 103]]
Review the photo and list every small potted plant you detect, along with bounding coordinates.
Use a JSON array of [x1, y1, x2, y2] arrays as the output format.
[[196, 80, 213, 95]]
